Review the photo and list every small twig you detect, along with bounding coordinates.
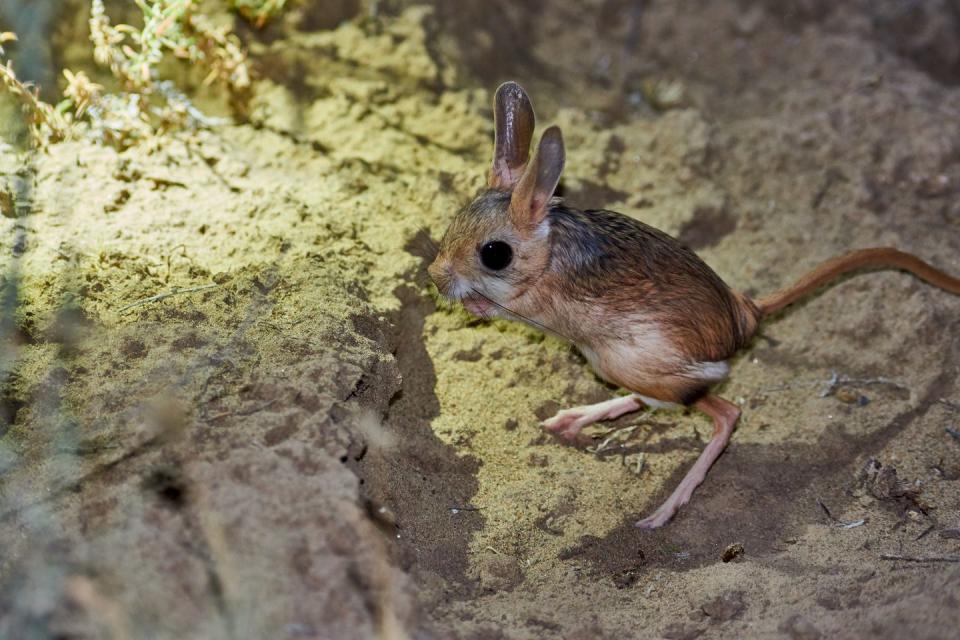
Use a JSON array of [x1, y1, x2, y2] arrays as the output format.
[[946, 427, 960, 442], [369, 105, 474, 156], [819, 372, 840, 398], [184, 141, 241, 193], [817, 498, 865, 529], [623, 452, 646, 475], [915, 525, 935, 541], [755, 381, 801, 394], [250, 121, 331, 153], [118, 283, 218, 314], [146, 176, 188, 189], [938, 398, 960, 413], [756, 371, 910, 399], [757, 372, 836, 398], [588, 424, 637, 455], [205, 399, 277, 422], [880, 554, 960, 563], [820, 371, 909, 398], [449, 505, 481, 514], [817, 498, 838, 522]]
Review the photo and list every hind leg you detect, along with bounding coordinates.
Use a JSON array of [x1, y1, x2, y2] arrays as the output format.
[[635, 394, 740, 529], [541, 394, 645, 441]]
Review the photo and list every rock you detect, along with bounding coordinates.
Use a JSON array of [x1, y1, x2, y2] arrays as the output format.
[[779, 614, 823, 640], [860, 458, 921, 502], [527, 452, 549, 467], [721, 542, 745, 563], [701, 591, 745, 622]]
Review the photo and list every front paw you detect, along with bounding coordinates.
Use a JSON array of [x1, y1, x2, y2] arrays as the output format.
[[634, 505, 676, 530], [540, 409, 585, 441]]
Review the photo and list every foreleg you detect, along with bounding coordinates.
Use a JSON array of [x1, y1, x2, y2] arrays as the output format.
[[541, 394, 645, 441]]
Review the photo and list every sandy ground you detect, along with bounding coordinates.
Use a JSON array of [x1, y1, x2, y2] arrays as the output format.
[[0, 1, 959, 638]]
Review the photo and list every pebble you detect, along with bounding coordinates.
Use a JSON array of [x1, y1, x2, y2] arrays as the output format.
[[721, 542, 745, 563]]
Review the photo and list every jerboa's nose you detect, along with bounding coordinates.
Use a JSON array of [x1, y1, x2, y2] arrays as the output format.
[[427, 259, 451, 293]]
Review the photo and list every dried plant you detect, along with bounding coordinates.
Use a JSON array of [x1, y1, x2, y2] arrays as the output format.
[[83, 0, 258, 145], [1, 1, 267, 148], [229, 0, 288, 28], [61, 69, 104, 119], [0, 32, 72, 146], [89, 0, 251, 93], [186, 12, 251, 89]]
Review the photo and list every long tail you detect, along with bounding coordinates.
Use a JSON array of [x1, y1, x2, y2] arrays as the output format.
[[754, 247, 960, 317]]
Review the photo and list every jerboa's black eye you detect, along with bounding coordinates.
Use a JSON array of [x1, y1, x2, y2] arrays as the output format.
[[479, 241, 513, 270]]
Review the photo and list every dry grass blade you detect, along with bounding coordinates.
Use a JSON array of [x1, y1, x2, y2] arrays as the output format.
[[229, 0, 288, 27], [880, 554, 960, 563], [118, 284, 219, 315], [0, 33, 72, 146]]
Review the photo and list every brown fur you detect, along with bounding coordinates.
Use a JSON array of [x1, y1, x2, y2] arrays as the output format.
[[543, 203, 760, 363], [430, 82, 958, 409], [756, 247, 960, 315], [430, 186, 758, 404], [429, 79, 960, 529]]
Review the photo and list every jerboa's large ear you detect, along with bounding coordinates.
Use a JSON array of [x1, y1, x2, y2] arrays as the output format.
[[489, 81, 535, 189], [510, 126, 565, 230]]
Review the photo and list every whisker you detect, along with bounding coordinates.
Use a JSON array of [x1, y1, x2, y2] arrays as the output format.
[[420, 219, 578, 345], [468, 288, 576, 344]]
